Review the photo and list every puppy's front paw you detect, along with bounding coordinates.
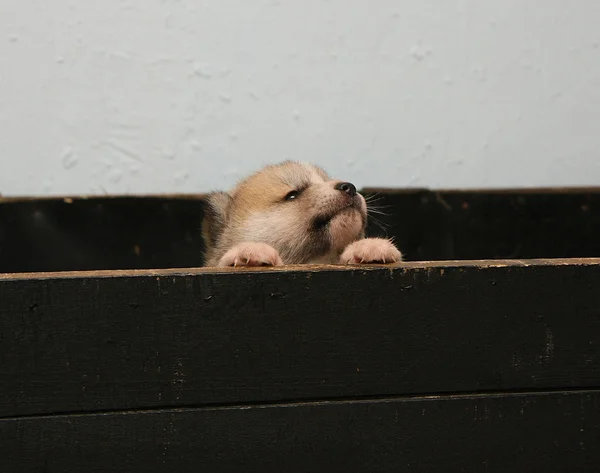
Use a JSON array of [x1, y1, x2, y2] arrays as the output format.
[[218, 242, 284, 267], [340, 238, 403, 264]]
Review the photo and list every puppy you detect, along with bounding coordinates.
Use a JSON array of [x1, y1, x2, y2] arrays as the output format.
[[202, 161, 402, 267]]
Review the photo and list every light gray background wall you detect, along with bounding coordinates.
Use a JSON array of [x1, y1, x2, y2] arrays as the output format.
[[1, 0, 599, 196]]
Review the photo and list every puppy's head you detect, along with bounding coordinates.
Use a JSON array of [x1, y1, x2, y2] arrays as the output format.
[[203, 161, 367, 265]]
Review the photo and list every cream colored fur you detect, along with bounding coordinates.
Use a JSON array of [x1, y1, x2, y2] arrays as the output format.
[[202, 161, 402, 267]]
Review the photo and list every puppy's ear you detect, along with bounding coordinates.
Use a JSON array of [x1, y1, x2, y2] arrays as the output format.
[[202, 192, 233, 248]]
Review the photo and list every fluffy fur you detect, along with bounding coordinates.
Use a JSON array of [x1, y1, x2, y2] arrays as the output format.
[[202, 161, 402, 267]]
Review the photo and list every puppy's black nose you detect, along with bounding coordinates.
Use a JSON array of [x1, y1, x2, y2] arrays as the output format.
[[334, 181, 357, 196]]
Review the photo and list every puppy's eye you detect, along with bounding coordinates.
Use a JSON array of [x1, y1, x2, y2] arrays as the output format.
[[284, 190, 300, 201]]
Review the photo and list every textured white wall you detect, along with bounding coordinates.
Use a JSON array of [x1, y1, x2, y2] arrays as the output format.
[[1, 0, 600, 196]]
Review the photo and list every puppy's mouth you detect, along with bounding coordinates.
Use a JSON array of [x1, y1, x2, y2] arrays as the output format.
[[312, 200, 363, 230]]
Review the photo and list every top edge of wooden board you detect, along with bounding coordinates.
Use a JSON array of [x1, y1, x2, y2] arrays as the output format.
[[0, 193, 209, 203], [361, 186, 600, 194], [2, 186, 600, 203], [1, 257, 599, 281]]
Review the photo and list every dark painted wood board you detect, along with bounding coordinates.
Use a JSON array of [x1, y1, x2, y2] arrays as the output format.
[[1, 189, 599, 273], [1, 260, 599, 417], [2, 390, 599, 473], [363, 188, 600, 261], [0, 197, 206, 273]]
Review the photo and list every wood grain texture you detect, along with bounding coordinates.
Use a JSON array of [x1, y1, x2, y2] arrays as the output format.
[[2, 390, 599, 473], [1, 261, 599, 417]]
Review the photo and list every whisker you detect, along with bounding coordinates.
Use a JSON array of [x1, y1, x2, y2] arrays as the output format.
[[367, 214, 390, 234], [364, 192, 394, 235], [364, 195, 386, 204], [367, 206, 391, 216], [367, 208, 390, 216], [366, 201, 392, 210]]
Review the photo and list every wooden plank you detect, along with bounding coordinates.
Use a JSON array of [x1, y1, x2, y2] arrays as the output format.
[[364, 189, 600, 260], [0, 197, 206, 273], [1, 390, 599, 472], [1, 261, 599, 417], [2, 189, 600, 273], [2, 256, 599, 280]]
